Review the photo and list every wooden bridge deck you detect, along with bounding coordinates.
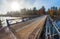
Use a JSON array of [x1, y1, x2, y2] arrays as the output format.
[[0, 15, 47, 39]]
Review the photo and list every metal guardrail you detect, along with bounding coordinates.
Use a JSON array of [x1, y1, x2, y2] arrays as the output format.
[[45, 17, 52, 39], [48, 15, 60, 39]]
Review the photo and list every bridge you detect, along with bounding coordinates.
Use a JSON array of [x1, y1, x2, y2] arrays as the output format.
[[0, 15, 60, 39]]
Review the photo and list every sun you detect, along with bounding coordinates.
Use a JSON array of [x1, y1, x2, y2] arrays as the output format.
[[11, 2, 20, 11]]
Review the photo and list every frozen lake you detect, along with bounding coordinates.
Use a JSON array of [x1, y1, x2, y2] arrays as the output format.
[[0, 17, 22, 27]]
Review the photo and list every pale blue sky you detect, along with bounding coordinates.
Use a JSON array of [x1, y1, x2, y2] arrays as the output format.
[[0, 0, 60, 14]]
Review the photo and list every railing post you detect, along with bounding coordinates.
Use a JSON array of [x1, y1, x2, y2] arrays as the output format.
[[6, 19, 10, 27], [48, 19, 52, 39], [0, 20, 2, 28]]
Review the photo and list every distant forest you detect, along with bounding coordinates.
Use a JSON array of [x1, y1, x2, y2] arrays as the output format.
[[0, 6, 60, 17]]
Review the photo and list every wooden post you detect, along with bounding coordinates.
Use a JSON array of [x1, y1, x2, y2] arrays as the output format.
[[0, 20, 2, 28], [6, 19, 10, 27]]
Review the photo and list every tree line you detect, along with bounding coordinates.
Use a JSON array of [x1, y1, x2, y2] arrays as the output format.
[[6, 6, 60, 17]]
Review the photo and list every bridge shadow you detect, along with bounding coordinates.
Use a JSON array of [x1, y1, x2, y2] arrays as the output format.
[[38, 17, 47, 39]]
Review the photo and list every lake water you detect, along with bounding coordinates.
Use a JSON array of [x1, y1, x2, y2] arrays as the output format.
[[0, 17, 22, 27], [55, 20, 60, 27]]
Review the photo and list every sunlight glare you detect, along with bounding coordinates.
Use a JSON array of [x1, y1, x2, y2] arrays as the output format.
[[11, 2, 20, 11]]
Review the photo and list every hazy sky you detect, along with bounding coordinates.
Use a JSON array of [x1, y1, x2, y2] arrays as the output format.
[[0, 0, 60, 14]]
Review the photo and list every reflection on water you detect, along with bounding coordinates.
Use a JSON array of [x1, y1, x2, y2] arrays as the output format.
[[55, 20, 60, 27], [0, 17, 22, 27], [0, 17, 21, 20]]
